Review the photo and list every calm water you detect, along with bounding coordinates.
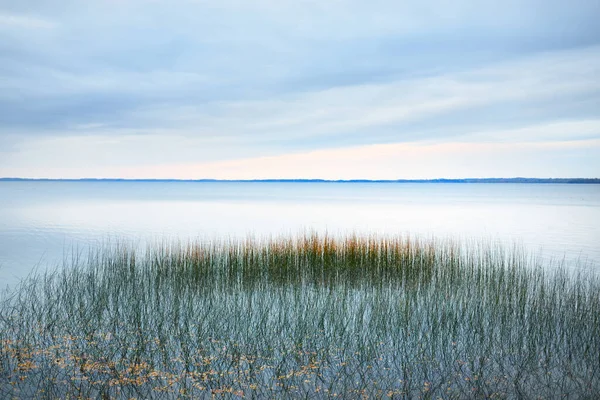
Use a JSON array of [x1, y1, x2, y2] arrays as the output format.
[[1, 181, 599, 287]]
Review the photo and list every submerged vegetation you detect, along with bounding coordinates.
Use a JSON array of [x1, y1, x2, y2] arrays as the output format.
[[1, 234, 599, 398]]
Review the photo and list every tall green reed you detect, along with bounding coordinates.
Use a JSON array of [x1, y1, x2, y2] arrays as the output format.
[[1, 234, 598, 398]]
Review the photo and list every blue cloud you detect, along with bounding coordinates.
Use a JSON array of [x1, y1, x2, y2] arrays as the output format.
[[0, 0, 599, 176]]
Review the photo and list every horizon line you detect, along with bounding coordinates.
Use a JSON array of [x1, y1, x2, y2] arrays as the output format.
[[1, 177, 599, 183]]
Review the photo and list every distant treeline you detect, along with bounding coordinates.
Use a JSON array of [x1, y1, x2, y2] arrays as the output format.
[[1, 177, 599, 183]]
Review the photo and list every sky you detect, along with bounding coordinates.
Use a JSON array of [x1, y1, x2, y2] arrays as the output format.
[[0, 0, 599, 179]]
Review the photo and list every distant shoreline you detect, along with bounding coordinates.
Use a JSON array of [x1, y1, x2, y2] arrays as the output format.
[[1, 177, 599, 184]]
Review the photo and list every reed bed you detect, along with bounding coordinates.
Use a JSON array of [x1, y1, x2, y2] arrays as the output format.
[[1, 234, 599, 399]]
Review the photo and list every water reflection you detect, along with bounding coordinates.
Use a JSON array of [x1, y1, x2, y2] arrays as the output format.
[[1, 182, 599, 287]]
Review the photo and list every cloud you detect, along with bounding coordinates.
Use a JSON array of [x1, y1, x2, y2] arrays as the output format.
[[179, 139, 600, 180], [4, 138, 598, 180], [78, 45, 600, 146], [0, 0, 599, 178], [0, 13, 55, 29], [461, 120, 600, 143]]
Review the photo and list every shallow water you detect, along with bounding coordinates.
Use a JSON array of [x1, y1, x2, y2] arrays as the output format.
[[1, 181, 599, 287]]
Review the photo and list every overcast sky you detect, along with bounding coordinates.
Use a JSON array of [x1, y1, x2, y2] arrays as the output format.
[[1, 0, 599, 179]]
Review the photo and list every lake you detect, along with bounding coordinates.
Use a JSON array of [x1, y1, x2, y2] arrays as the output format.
[[1, 181, 599, 288]]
